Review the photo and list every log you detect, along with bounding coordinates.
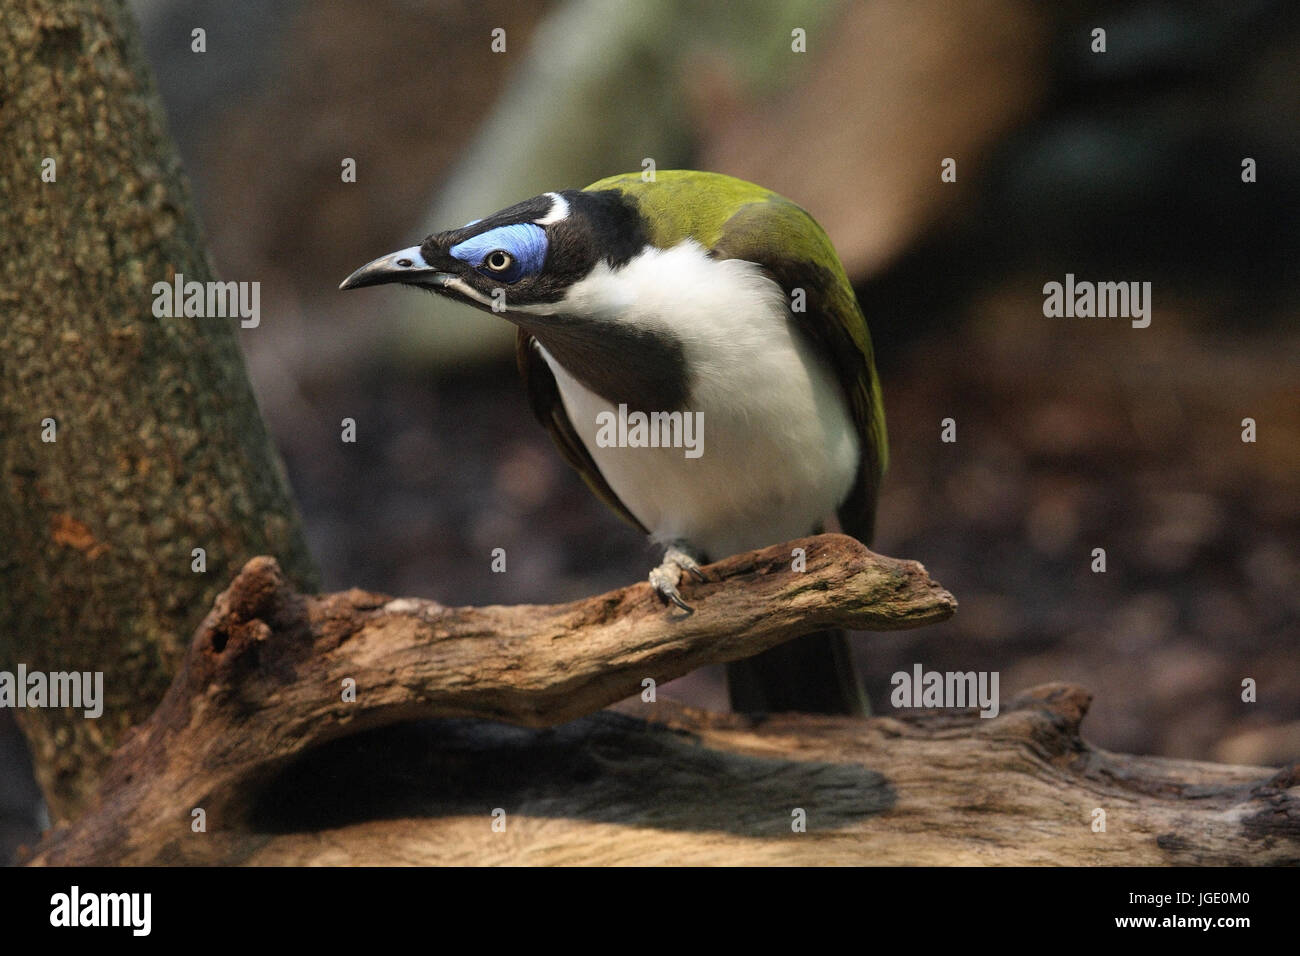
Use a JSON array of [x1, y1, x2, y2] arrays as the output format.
[[25, 535, 1297, 865], [243, 689, 1298, 866]]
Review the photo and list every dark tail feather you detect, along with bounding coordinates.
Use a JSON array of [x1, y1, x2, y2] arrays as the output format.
[[726, 629, 869, 716]]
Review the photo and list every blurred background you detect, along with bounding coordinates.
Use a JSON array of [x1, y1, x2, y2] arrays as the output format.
[[3, 0, 1298, 861]]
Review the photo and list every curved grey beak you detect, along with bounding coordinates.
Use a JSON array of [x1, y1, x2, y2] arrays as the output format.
[[339, 246, 449, 290]]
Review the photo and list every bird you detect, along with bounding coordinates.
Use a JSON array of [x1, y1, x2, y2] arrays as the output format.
[[340, 170, 887, 715]]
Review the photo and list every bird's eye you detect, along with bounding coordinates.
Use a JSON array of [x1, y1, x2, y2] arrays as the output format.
[[484, 250, 513, 272]]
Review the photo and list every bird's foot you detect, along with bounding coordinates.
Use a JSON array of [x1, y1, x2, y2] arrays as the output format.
[[649, 544, 707, 613]]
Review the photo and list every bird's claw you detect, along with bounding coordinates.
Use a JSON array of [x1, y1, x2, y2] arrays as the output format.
[[666, 545, 707, 583], [649, 545, 705, 613], [649, 564, 694, 612]]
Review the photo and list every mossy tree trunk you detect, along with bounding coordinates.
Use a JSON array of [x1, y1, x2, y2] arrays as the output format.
[[0, 0, 317, 821]]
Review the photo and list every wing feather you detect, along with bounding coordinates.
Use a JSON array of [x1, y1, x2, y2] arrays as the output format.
[[515, 329, 648, 534]]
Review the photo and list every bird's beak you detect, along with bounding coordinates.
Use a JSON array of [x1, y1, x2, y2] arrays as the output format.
[[338, 246, 451, 290]]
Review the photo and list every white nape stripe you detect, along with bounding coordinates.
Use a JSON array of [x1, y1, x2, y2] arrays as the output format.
[[533, 192, 570, 226]]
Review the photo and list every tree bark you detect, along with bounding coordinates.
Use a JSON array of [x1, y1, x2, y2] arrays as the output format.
[[24, 538, 1296, 866], [0, 0, 317, 821]]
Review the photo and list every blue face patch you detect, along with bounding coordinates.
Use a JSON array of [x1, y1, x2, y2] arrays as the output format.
[[449, 223, 548, 283]]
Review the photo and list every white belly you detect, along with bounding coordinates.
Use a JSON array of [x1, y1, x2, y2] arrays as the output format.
[[534, 242, 859, 559]]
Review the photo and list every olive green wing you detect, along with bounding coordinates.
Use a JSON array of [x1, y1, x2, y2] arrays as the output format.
[[712, 194, 889, 545], [590, 170, 888, 544], [515, 329, 649, 535]]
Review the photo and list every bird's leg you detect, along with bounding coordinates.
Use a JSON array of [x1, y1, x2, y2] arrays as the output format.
[[649, 541, 707, 613]]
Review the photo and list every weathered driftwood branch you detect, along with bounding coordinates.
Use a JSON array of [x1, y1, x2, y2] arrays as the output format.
[[26, 534, 1296, 866], [28, 533, 955, 864]]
